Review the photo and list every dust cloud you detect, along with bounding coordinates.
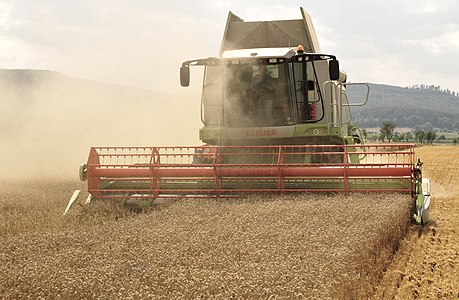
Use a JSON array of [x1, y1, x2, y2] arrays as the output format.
[[0, 2, 228, 180], [0, 69, 202, 179]]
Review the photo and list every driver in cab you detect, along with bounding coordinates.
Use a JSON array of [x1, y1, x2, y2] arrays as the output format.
[[250, 65, 277, 124]]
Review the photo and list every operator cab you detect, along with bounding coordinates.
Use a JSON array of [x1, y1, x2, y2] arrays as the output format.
[[181, 46, 342, 129]]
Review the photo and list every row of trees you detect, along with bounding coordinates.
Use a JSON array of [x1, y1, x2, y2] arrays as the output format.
[[349, 121, 458, 144], [378, 121, 440, 144]]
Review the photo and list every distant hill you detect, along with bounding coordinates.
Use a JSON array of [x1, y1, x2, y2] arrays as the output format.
[[0, 69, 201, 178], [347, 83, 459, 130]]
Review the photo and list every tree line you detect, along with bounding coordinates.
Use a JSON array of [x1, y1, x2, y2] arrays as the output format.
[[405, 84, 459, 98], [372, 121, 457, 144]]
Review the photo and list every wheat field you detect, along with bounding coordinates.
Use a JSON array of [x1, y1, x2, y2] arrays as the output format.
[[3, 145, 459, 299], [0, 177, 413, 299]]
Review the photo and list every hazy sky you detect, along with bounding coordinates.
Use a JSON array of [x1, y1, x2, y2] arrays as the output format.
[[1, 0, 458, 93]]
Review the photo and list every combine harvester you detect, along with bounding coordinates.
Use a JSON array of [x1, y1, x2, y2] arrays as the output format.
[[66, 8, 431, 224]]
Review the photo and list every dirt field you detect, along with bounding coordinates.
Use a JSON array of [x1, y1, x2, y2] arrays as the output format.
[[0, 145, 458, 299]]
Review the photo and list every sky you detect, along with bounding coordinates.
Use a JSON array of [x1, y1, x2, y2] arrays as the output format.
[[1, 0, 458, 93]]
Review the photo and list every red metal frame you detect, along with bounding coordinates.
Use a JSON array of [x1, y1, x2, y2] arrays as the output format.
[[85, 144, 415, 199]]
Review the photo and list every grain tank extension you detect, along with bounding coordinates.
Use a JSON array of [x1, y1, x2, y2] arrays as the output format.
[[67, 8, 431, 224]]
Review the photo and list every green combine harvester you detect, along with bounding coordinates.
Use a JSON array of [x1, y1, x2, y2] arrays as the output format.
[[67, 8, 431, 225]]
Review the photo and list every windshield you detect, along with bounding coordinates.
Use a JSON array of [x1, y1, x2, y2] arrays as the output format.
[[223, 64, 293, 127], [201, 60, 323, 127]]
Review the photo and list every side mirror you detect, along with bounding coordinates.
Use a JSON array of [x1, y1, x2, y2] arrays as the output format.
[[329, 60, 340, 81], [180, 66, 190, 87]]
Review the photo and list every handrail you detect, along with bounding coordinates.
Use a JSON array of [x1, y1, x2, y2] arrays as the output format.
[[323, 80, 341, 128], [341, 82, 370, 107]]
